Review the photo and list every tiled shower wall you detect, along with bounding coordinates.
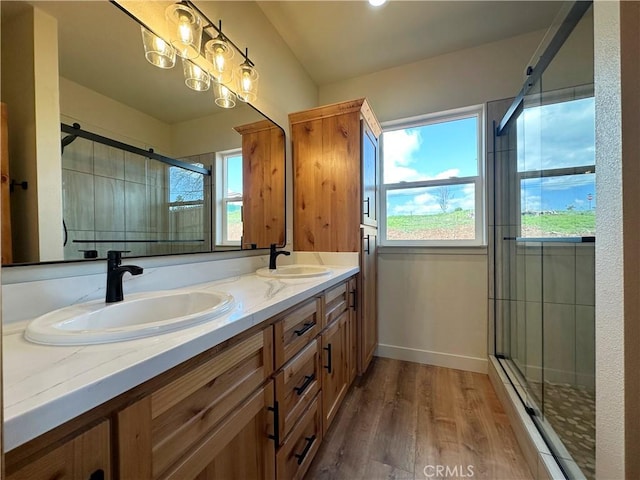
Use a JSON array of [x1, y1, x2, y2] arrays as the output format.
[[61, 137, 211, 260], [487, 98, 595, 391]]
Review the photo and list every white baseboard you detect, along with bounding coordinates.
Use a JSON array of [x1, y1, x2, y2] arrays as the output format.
[[376, 344, 488, 374]]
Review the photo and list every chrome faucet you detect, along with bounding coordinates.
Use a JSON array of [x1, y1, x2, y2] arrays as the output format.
[[106, 250, 143, 303], [269, 243, 290, 270]]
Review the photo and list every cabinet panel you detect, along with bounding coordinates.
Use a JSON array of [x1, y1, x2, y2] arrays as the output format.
[[274, 298, 321, 369], [238, 120, 285, 248], [276, 394, 323, 480], [323, 281, 348, 329], [292, 119, 323, 251], [275, 338, 321, 441], [321, 310, 350, 433], [165, 381, 275, 480], [291, 112, 361, 252], [360, 226, 378, 374], [117, 327, 273, 479], [347, 277, 358, 383], [7, 421, 111, 480], [361, 120, 378, 228]]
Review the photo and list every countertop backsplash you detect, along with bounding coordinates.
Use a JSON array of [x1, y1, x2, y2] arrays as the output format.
[[1, 251, 359, 326]]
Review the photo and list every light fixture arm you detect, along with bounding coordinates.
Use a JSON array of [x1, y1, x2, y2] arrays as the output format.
[[184, 1, 255, 67]]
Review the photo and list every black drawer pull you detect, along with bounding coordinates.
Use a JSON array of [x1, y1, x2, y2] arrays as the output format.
[[363, 197, 370, 216], [364, 234, 370, 254], [267, 402, 280, 445], [294, 435, 317, 465], [294, 374, 315, 396], [323, 344, 332, 373], [294, 321, 315, 336], [349, 289, 357, 310], [89, 470, 104, 480]]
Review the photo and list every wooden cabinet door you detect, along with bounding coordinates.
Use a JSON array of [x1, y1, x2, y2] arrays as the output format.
[[321, 310, 349, 434], [361, 120, 378, 228], [347, 277, 358, 383], [161, 381, 276, 480], [6, 420, 111, 480], [237, 120, 285, 248], [292, 112, 361, 252], [359, 226, 378, 374]]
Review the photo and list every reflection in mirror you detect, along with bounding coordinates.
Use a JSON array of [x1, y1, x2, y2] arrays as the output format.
[[0, 1, 285, 265]]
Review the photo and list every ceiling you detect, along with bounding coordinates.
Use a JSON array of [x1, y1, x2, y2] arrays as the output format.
[[257, 1, 565, 85], [8, 1, 565, 123]]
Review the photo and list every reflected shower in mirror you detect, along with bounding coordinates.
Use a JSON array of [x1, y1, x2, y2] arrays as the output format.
[[0, 1, 285, 265]]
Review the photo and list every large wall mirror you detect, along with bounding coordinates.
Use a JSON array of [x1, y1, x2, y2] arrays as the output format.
[[0, 1, 285, 266]]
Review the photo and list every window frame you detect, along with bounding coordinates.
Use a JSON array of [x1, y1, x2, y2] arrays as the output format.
[[380, 104, 486, 247], [215, 149, 243, 247]]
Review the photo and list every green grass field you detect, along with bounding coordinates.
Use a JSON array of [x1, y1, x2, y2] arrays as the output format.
[[387, 210, 473, 231], [387, 209, 595, 237], [520, 211, 595, 235]]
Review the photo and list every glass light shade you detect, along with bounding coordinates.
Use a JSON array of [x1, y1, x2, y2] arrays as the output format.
[[205, 36, 235, 84], [165, 3, 202, 59], [182, 59, 210, 91], [235, 62, 259, 103], [141, 27, 176, 69], [213, 82, 236, 108]]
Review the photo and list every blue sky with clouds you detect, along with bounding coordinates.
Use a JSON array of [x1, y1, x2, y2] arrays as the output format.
[[383, 97, 595, 216]]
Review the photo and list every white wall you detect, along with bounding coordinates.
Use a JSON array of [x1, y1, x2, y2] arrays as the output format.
[[377, 251, 488, 373], [1, 5, 63, 262], [60, 77, 173, 154], [319, 30, 557, 374], [319, 29, 546, 123], [594, 1, 640, 478]]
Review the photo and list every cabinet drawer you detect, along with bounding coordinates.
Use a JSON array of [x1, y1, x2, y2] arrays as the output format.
[[145, 328, 273, 479], [6, 421, 111, 480], [276, 394, 323, 480], [274, 298, 322, 369], [275, 338, 321, 441], [323, 281, 349, 329]]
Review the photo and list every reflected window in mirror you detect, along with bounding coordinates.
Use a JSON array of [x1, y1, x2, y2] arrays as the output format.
[[216, 150, 243, 247]]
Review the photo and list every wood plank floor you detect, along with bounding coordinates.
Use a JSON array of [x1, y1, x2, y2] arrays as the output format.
[[305, 357, 533, 480]]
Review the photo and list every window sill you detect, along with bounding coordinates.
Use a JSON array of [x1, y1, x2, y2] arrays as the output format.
[[378, 245, 488, 255]]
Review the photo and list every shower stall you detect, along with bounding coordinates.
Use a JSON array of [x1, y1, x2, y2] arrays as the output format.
[[492, 2, 595, 479]]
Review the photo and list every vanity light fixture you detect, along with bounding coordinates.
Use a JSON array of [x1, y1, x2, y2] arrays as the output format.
[[165, 2, 203, 59], [235, 48, 259, 103], [128, 1, 260, 108], [213, 82, 237, 108], [182, 58, 211, 91], [140, 27, 176, 69], [369, 0, 387, 6], [205, 22, 235, 84]]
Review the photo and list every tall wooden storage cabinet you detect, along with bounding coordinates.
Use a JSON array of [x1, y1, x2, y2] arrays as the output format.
[[290, 98, 380, 374]]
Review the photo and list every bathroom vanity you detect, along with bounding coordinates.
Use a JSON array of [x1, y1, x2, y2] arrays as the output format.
[[4, 266, 359, 480]]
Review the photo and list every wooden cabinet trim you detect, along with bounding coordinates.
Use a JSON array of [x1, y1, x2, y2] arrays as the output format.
[[289, 98, 381, 138]]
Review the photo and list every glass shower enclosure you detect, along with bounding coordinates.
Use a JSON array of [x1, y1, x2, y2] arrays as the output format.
[[492, 3, 595, 479]]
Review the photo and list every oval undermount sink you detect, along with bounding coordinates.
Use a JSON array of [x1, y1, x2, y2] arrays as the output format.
[[24, 290, 234, 346], [256, 265, 332, 279]]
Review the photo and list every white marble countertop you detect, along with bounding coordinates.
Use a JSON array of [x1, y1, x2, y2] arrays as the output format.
[[2, 265, 358, 452]]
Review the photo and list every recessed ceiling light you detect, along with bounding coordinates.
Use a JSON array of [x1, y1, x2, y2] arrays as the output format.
[[369, 0, 387, 6]]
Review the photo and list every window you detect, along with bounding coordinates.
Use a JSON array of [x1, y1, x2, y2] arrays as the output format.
[[215, 150, 243, 245], [517, 96, 595, 238], [381, 106, 484, 246]]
